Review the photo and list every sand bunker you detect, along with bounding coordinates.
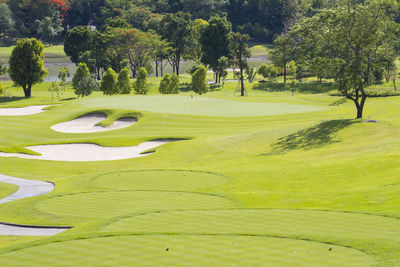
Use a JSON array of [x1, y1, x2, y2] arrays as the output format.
[[0, 105, 51, 116], [0, 140, 174, 162], [0, 174, 54, 204], [0, 174, 71, 236], [51, 113, 137, 133]]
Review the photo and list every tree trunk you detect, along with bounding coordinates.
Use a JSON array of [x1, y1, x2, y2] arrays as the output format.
[[283, 65, 287, 87], [215, 71, 218, 84], [176, 54, 180, 76], [240, 67, 245, 96], [23, 84, 32, 97], [393, 79, 397, 91], [353, 94, 366, 119], [155, 61, 159, 77]]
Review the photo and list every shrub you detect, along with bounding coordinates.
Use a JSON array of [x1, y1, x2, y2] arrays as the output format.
[[159, 73, 180, 94], [134, 67, 149, 94], [101, 67, 118, 95], [192, 65, 208, 95], [117, 68, 132, 94], [72, 63, 90, 89]]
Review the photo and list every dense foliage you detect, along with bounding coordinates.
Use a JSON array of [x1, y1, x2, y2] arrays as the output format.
[[8, 38, 47, 97]]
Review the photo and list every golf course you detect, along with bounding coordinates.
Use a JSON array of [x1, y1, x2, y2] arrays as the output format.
[[0, 77, 399, 266]]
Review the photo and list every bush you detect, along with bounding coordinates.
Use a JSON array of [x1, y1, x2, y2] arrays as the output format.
[[72, 63, 90, 89], [0, 83, 4, 96], [159, 73, 180, 94], [134, 67, 149, 94], [75, 74, 98, 97], [101, 67, 118, 95], [117, 68, 132, 94], [72, 63, 97, 97], [192, 65, 208, 95]]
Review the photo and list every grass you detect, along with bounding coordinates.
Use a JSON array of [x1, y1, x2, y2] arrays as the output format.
[[0, 75, 399, 266], [0, 182, 18, 199]]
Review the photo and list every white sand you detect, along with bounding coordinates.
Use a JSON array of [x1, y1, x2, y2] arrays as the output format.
[[51, 113, 137, 133], [0, 174, 54, 204], [0, 140, 174, 162], [0, 174, 70, 236], [0, 105, 51, 116]]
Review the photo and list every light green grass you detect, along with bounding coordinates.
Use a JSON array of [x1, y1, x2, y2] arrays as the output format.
[[81, 95, 325, 117], [0, 78, 399, 266], [0, 182, 17, 199], [0, 235, 374, 266], [0, 45, 70, 64]]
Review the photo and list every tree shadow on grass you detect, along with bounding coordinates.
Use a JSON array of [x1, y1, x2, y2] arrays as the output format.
[[0, 96, 27, 104], [264, 119, 361, 155], [329, 97, 347, 106]]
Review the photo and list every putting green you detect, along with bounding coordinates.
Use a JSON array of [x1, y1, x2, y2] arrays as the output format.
[[0, 182, 18, 199], [93, 170, 227, 191], [80, 95, 324, 117], [103, 209, 400, 243], [36, 191, 233, 219], [0, 235, 374, 266]]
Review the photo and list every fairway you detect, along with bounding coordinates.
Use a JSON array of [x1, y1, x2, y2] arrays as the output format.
[[0, 235, 374, 266], [0, 86, 399, 266], [81, 95, 324, 117]]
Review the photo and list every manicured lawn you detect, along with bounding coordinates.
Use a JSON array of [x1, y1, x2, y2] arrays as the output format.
[[0, 78, 399, 266], [0, 182, 17, 199]]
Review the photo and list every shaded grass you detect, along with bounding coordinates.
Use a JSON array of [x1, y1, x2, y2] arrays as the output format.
[[269, 119, 361, 153]]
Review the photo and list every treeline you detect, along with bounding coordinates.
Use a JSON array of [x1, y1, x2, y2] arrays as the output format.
[[3, 0, 400, 43]]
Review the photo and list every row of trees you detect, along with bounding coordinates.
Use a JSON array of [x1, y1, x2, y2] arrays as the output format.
[[269, 0, 400, 118], [64, 13, 252, 96], [6, 0, 391, 44]]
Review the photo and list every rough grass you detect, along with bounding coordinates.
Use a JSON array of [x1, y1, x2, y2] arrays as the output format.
[[0, 78, 399, 266]]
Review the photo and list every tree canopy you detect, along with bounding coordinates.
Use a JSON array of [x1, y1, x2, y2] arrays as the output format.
[[8, 38, 47, 97]]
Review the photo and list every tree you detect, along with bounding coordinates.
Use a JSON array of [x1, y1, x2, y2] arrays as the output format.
[[34, 10, 63, 43], [287, 60, 297, 96], [75, 74, 97, 97], [270, 34, 293, 87], [48, 81, 61, 102], [229, 32, 251, 96], [159, 73, 180, 94], [134, 67, 149, 94], [101, 67, 118, 95], [72, 62, 91, 96], [64, 26, 93, 64], [192, 65, 208, 95], [258, 64, 279, 81], [8, 38, 47, 97], [117, 68, 132, 94], [187, 19, 209, 63], [216, 56, 230, 84], [290, 2, 399, 118], [58, 67, 70, 91], [0, 63, 7, 76], [0, 3, 14, 39], [159, 12, 193, 75], [200, 15, 231, 83]]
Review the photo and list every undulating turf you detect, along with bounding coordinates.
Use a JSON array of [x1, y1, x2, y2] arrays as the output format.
[[81, 95, 325, 117], [0, 235, 374, 267], [0, 75, 399, 266]]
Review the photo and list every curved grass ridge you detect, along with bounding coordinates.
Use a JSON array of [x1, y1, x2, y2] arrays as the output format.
[[81, 95, 325, 117], [0, 234, 375, 266]]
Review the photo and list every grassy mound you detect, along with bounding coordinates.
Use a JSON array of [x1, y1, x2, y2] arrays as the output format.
[[0, 235, 374, 266]]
